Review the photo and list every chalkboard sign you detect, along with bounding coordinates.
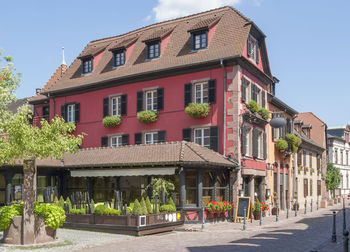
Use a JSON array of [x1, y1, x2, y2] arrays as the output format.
[[234, 197, 252, 223]]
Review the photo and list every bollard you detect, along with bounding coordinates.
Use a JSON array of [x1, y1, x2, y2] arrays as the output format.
[[344, 230, 349, 252], [259, 205, 262, 226], [344, 208, 347, 232], [317, 201, 319, 211], [276, 205, 279, 222], [304, 200, 307, 214], [332, 211, 337, 242], [287, 205, 289, 219], [201, 206, 205, 231], [295, 203, 298, 217], [243, 208, 247, 231]]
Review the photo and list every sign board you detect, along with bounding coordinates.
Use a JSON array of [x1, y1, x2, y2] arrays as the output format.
[[234, 197, 252, 223]]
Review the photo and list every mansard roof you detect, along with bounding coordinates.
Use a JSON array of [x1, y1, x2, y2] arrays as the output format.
[[43, 6, 271, 95]]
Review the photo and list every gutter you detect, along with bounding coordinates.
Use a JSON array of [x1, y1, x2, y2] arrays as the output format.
[[220, 58, 227, 156]]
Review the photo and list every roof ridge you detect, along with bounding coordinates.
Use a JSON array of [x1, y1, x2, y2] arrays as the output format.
[[185, 141, 209, 162], [89, 6, 236, 44]]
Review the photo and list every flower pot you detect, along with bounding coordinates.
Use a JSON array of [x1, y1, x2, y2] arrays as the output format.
[[253, 211, 261, 220], [292, 205, 299, 211]]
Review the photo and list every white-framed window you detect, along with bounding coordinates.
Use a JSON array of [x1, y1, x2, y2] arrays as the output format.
[[194, 82, 209, 104], [145, 132, 158, 144], [257, 130, 263, 159], [82, 58, 93, 74], [113, 50, 125, 67], [145, 90, 157, 111], [110, 136, 122, 147], [194, 128, 210, 147], [111, 96, 121, 116], [247, 35, 258, 63], [67, 104, 75, 123], [244, 126, 252, 156]]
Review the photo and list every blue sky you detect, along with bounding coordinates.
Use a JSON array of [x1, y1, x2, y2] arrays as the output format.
[[1, 0, 349, 126]]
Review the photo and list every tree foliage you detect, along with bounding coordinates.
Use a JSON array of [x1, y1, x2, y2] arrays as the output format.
[[325, 163, 341, 192], [145, 178, 175, 199]]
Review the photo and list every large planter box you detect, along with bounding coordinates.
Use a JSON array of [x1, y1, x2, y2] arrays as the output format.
[[272, 208, 278, 215], [3, 216, 56, 245], [64, 211, 184, 236]]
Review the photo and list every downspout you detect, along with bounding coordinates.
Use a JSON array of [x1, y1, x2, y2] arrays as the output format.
[[220, 58, 227, 156]]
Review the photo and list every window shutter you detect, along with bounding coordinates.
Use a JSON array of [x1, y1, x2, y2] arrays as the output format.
[[135, 132, 142, 145], [103, 98, 109, 118], [241, 78, 247, 102], [184, 83, 192, 107], [209, 126, 219, 152], [158, 131, 166, 143], [251, 84, 255, 102], [281, 125, 286, 139], [208, 79, 216, 103], [137, 91, 143, 112], [241, 127, 247, 155], [157, 88, 164, 111], [247, 36, 252, 57], [252, 128, 258, 158], [286, 118, 291, 134], [297, 151, 302, 166], [263, 132, 267, 159], [256, 41, 259, 64], [74, 103, 80, 123], [122, 134, 129, 146], [61, 105, 66, 121], [101, 136, 108, 147], [182, 128, 191, 142], [121, 94, 127, 116], [261, 90, 266, 108]]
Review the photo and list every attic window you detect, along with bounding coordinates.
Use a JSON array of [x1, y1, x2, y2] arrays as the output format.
[[113, 49, 125, 67], [247, 35, 259, 64], [82, 57, 93, 74], [147, 40, 160, 59], [191, 30, 208, 50]]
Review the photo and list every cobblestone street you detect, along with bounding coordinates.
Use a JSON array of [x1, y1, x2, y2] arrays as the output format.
[[77, 205, 349, 252]]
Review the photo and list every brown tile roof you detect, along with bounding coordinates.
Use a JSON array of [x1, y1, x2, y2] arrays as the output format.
[[63, 141, 235, 168], [78, 44, 109, 59], [109, 36, 139, 51], [188, 16, 221, 32], [142, 26, 175, 42], [45, 6, 254, 94]]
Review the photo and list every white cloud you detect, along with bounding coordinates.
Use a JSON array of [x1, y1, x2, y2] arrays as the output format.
[[152, 0, 241, 22], [143, 15, 152, 22], [253, 0, 262, 7]]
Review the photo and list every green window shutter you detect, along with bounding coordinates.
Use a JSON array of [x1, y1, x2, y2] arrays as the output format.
[[208, 79, 216, 103], [121, 94, 127, 116], [241, 127, 247, 155], [103, 98, 109, 118], [263, 132, 267, 159], [101, 136, 108, 147], [184, 83, 192, 107], [74, 103, 80, 123], [261, 90, 266, 108], [209, 126, 219, 152], [182, 128, 191, 142], [135, 133, 142, 145], [242, 78, 247, 102], [122, 134, 129, 146], [137, 91, 143, 112], [252, 128, 258, 158], [157, 88, 164, 111]]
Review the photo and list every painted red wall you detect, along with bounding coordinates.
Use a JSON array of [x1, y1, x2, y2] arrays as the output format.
[[47, 68, 226, 153], [242, 40, 263, 72]]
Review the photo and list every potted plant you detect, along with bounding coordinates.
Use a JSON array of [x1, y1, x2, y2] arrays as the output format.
[[298, 165, 303, 173], [260, 202, 269, 216], [272, 205, 278, 215], [103, 116, 122, 128], [272, 192, 278, 215], [258, 107, 270, 120], [185, 103, 210, 118], [137, 110, 158, 123], [276, 138, 288, 152], [286, 134, 301, 153], [292, 202, 299, 211], [252, 200, 261, 220], [247, 100, 259, 113], [310, 168, 315, 174]]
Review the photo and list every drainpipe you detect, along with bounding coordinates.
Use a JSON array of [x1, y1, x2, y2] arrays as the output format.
[[220, 58, 227, 156], [292, 115, 297, 200]]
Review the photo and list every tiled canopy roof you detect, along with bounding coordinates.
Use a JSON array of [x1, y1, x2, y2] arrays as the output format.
[[44, 6, 262, 94], [63, 141, 235, 168], [78, 44, 109, 59]]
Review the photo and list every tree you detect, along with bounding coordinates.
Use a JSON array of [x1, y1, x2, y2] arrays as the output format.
[[0, 50, 84, 244], [325, 163, 341, 199], [145, 178, 175, 199]]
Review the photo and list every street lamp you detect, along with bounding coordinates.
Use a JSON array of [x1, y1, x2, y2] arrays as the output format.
[[269, 112, 287, 128]]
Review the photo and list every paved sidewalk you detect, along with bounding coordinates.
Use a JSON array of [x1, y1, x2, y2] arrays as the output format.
[[78, 203, 348, 252]]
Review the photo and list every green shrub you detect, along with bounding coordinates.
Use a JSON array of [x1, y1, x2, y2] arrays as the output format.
[[104, 208, 121, 216], [247, 100, 259, 113], [103, 116, 122, 128], [70, 208, 86, 214], [137, 110, 158, 123], [286, 133, 301, 153], [159, 204, 176, 213], [93, 205, 107, 215], [167, 197, 176, 208], [276, 138, 288, 151], [33, 203, 66, 230], [0, 204, 23, 231], [66, 197, 72, 211], [90, 199, 95, 212], [54, 196, 59, 206], [145, 197, 153, 214], [132, 199, 142, 215], [58, 196, 65, 209], [185, 103, 210, 118], [258, 108, 270, 120], [127, 207, 132, 214], [140, 198, 148, 215]]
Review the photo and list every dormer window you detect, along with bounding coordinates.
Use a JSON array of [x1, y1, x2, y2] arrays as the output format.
[[113, 49, 125, 67], [147, 40, 160, 59], [82, 57, 93, 74], [247, 35, 259, 64], [192, 30, 208, 50]]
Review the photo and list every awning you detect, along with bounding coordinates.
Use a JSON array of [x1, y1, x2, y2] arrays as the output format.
[[70, 167, 176, 177]]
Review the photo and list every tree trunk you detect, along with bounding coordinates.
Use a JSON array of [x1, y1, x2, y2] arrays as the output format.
[[22, 158, 37, 245]]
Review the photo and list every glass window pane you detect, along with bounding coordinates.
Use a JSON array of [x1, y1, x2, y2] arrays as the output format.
[[12, 174, 23, 184], [202, 172, 214, 187], [186, 171, 197, 188], [217, 173, 227, 187], [216, 189, 225, 202], [37, 176, 47, 188]]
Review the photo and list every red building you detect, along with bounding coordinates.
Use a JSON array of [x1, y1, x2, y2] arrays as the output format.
[[24, 6, 275, 220]]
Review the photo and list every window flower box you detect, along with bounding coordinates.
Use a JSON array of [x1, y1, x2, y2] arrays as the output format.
[[103, 116, 122, 128], [185, 103, 210, 118], [276, 138, 288, 152], [137, 110, 158, 123]]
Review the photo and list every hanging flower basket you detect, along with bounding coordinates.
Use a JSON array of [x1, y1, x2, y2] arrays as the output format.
[[103, 116, 122, 128], [137, 110, 158, 123], [185, 103, 210, 118]]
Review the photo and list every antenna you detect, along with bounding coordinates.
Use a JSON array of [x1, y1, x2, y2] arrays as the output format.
[[62, 47, 67, 65]]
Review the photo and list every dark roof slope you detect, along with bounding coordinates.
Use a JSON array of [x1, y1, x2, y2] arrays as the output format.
[[45, 6, 268, 94]]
